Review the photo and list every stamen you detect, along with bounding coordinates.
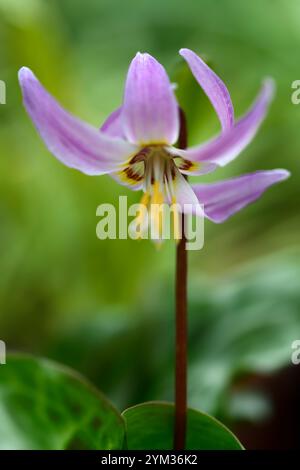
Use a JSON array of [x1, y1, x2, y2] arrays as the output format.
[[127, 146, 186, 241], [151, 181, 164, 238], [152, 181, 164, 205], [171, 196, 181, 242], [135, 191, 150, 239], [139, 191, 150, 207]]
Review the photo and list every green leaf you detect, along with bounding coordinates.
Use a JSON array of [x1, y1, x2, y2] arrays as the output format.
[[0, 354, 124, 450], [122, 402, 243, 450]]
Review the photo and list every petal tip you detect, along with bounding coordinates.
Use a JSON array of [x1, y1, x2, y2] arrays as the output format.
[[18, 66, 32, 79], [179, 48, 192, 57], [18, 67, 36, 86], [263, 77, 276, 98], [134, 51, 152, 62], [275, 169, 291, 181], [179, 48, 205, 63]]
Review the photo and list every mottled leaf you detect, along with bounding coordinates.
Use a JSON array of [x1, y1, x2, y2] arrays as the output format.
[[0, 354, 124, 450]]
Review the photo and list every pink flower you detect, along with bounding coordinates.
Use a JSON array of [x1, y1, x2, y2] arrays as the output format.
[[18, 49, 289, 226]]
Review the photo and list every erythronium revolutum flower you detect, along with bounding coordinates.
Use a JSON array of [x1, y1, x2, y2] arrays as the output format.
[[19, 48, 289, 234], [18, 49, 290, 451]]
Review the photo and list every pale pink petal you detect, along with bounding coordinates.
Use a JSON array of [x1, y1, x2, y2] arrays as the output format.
[[170, 166, 204, 216], [180, 48, 234, 131], [100, 107, 125, 139], [192, 169, 290, 223], [19, 67, 138, 175], [169, 79, 275, 168], [122, 52, 179, 145]]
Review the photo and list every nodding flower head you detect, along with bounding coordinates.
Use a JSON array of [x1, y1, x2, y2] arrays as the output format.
[[18, 49, 290, 239]]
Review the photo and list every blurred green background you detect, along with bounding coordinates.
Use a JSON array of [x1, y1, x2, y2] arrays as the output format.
[[0, 0, 300, 449]]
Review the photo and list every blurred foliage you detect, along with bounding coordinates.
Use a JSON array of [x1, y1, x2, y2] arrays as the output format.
[[0, 0, 300, 440], [0, 355, 242, 450], [48, 251, 300, 422], [0, 355, 124, 450]]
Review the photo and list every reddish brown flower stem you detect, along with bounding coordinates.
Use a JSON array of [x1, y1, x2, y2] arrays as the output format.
[[174, 108, 188, 450]]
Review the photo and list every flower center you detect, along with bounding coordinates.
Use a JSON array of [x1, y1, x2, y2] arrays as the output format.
[[142, 147, 175, 204], [130, 146, 181, 240]]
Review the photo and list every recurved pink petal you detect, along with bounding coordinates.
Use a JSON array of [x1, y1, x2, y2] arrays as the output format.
[[192, 169, 290, 223], [169, 79, 275, 168], [180, 48, 234, 131], [19, 68, 138, 175]]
